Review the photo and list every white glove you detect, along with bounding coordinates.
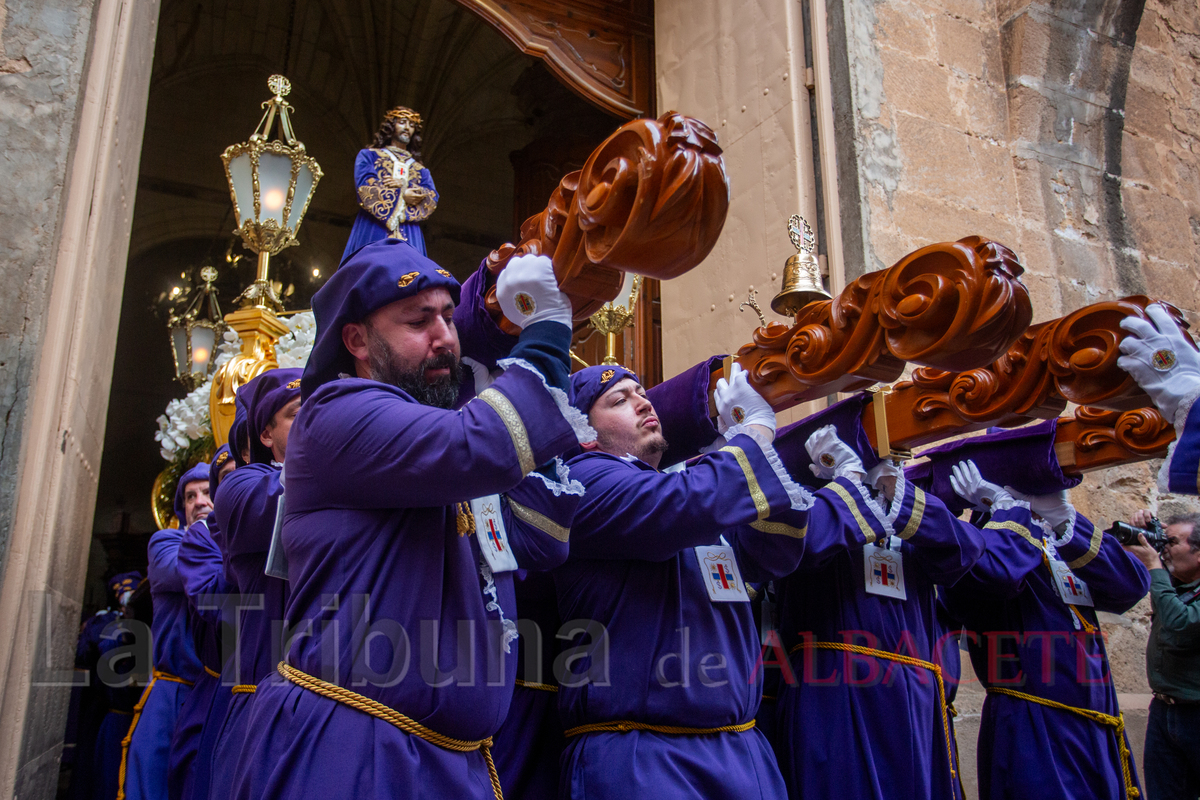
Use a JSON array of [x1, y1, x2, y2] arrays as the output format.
[[1007, 486, 1074, 531], [867, 458, 904, 502], [461, 357, 496, 394], [805, 424, 866, 481], [949, 460, 1014, 512], [1118, 303, 1200, 424], [496, 254, 573, 330], [714, 363, 777, 434]]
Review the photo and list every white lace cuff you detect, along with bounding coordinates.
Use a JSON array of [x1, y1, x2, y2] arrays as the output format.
[[528, 456, 585, 497], [726, 424, 814, 511]]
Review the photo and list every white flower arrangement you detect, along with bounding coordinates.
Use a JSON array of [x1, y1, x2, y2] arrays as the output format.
[[275, 311, 316, 368], [154, 312, 315, 461]]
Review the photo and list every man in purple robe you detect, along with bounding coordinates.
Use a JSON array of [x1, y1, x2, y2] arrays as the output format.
[[169, 442, 237, 800], [206, 367, 302, 799], [553, 363, 811, 799], [1118, 303, 1200, 496], [770, 413, 984, 800], [120, 462, 211, 800], [231, 240, 590, 799], [943, 457, 1149, 800]]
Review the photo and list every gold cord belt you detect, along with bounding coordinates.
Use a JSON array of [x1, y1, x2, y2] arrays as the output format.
[[563, 719, 755, 738], [278, 662, 503, 800], [231, 684, 257, 694], [514, 679, 558, 693], [203, 665, 221, 679], [116, 670, 196, 799], [987, 686, 1139, 799], [790, 641, 961, 790]]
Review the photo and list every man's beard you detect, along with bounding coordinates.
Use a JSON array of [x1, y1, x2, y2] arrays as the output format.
[[365, 328, 461, 409], [598, 429, 670, 464]]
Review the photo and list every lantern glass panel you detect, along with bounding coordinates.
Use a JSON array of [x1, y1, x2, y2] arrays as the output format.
[[190, 325, 216, 373], [171, 326, 189, 378], [227, 152, 255, 224], [614, 271, 637, 309], [288, 162, 315, 230], [258, 153, 293, 226]]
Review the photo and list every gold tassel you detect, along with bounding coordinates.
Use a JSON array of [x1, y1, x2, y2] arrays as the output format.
[[457, 503, 475, 537]]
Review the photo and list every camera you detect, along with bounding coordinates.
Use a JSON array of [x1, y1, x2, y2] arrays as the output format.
[[1105, 517, 1168, 550]]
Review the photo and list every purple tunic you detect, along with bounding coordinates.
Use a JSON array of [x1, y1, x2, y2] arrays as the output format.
[[773, 475, 984, 800], [170, 518, 234, 800], [123, 527, 205, 800], [231, 363, 582, 799], [490, 570, 564, 799], [1163, 394, 1200, 495], [554, 431, 811, 800], [940, 505, 1149, 800], [208, 463, 288, 800]]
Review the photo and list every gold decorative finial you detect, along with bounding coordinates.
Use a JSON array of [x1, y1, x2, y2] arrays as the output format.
[[788, 214, 816, 255], [739, 288, 768, 328], [772, 214, 831, 317], [267, 74, 291, 98]]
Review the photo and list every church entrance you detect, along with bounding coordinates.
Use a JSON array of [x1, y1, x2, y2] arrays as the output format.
[[69, 0, 657, 793]]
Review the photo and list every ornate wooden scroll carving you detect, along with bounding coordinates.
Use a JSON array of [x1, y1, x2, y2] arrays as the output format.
[[734, 237, 1033, 407], [1055, 406, 1175, 473], [484, 112, 729, 332], [854, 297, 1187, 471], [451, 0, 654, 119]]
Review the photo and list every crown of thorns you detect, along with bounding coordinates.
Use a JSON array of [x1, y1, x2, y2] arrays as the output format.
[[385, 107, 422, 125]]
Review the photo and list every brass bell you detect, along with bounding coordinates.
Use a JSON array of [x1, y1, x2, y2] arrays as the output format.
[[771, 214, 832, 317]]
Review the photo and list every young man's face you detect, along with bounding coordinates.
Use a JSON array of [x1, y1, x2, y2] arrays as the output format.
[[342, 287, 463, 409], [182, 480, 213, 527], [584, 378, 669, 467], [260, 396, 301, 463]]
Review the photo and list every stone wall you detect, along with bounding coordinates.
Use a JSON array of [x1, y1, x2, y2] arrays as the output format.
[[0, 0, 94, 629], [0, 0, 159, 794]]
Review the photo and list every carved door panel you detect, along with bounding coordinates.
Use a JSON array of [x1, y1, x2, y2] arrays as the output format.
[[450, 0, 655, 119]]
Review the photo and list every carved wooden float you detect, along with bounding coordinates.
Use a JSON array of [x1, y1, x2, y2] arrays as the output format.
[[855, 297, 1187, 471], [734, 237, 1034, 405], [482, 111, 730, 334], [726, 235, 1189, 472]]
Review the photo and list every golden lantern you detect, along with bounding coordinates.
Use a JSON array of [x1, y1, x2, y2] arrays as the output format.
[[210, 74, 320, 446], [167, 265, 226, 391], [220, 74, 323, 311]]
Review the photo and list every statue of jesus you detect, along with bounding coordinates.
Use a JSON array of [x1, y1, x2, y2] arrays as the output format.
[[342, 106, 439, 260]]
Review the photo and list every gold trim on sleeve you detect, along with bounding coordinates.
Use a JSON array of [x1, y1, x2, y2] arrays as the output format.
[[478, 388, 536, 476], [750, 519, 808, 538], [984, 519, 1039, 547], [827, 482, 878, 545], [509, 499, 570, 542], [896, 487, 926, 540], [719, 446, 771, 520], [1067, 523, 1104, 570]]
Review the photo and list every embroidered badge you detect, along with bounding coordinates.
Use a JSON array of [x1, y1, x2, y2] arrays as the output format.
[[514, 292, 536, 316], [601, 369, 616, 383], [286, 378, 301, 389], [694, 545, 751, 603], [731, 406, 746, 424], [214, 451, 230, 468], [397, 271, 419, 288], [1151, 348, 1177, 371], [820, 453, 836, 468], [436, 269, 451, 277]]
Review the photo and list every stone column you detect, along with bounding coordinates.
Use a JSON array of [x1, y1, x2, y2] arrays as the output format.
[[0, 0, 159, 794]]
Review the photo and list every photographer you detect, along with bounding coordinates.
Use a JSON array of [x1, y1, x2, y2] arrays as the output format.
[[1124, 510, 1200, 799]]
